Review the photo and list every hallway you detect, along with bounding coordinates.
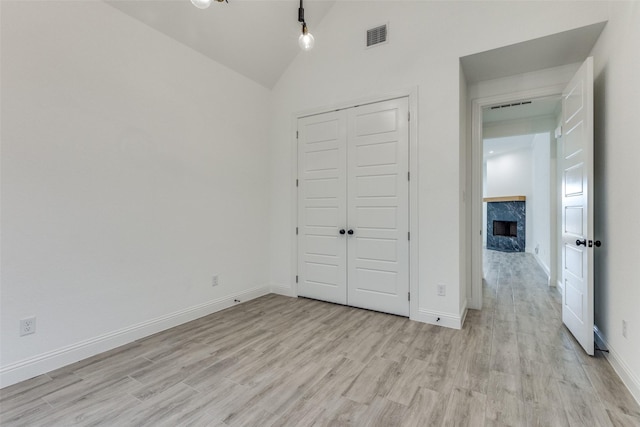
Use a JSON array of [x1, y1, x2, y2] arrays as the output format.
[[480, 249, 640, 425]]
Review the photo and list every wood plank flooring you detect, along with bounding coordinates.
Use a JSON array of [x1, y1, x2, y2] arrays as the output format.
[[2, 250, 639, 426]]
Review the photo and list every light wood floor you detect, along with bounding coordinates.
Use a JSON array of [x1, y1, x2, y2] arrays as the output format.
[[2, 250, 639, 426]]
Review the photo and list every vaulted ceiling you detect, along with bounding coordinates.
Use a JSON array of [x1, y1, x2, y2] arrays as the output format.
[[106, 0, 336, 89]]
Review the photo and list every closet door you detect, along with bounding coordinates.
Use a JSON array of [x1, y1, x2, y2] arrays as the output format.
[[346, 98, 410, 316], [297, 111, 348, 304]]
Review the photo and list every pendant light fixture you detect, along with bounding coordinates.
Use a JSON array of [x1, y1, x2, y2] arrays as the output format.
[[297, 0, 315, 51], [190, 0, 226, 10], [189, 0, 313, 50]]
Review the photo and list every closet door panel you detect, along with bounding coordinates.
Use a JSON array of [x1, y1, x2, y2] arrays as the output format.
[[297, 111, 348, 304], [346, 98, 410, 316]]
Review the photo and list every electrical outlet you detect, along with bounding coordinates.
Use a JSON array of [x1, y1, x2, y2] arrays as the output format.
[[622, 320, 628, 338], [212, 275, 219, 287], [437, 284, 446, 296], [20, 317, 36, 336]]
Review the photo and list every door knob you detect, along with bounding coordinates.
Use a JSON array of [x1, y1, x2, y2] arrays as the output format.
[[576, 239, 587, 246], [339, 229, 346, 235], [347, 229, 354, 235], [594, 240, 602, 247]]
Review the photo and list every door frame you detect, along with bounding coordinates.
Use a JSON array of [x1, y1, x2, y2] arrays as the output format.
[[290, 87, 419, 319], [470, 85, 564, 310]]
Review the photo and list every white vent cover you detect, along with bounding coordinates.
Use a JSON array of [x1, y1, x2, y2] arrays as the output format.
[[490, 101, 532, 110], [367, 24, 388, 47]]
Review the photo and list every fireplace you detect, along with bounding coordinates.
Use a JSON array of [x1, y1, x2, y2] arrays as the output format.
[[484, 196, 525, 252], [493, 220, 517, 237]]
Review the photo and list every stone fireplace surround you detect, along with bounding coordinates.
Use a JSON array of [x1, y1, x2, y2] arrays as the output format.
[[484, 196, 526, 252]]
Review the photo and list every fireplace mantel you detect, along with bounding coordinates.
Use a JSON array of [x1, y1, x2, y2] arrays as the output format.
[[483, 195, 526, 203]]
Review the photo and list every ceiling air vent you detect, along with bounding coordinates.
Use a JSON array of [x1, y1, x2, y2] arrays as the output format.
[[367, 24, 388, 47], [490, 101, 532, 110]]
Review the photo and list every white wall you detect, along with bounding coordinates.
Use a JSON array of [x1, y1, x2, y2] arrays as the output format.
[[589, 0, 640, 403], [1, 1, 271, 386], [485, 147, 533, 199], [484, 145, 533, 252], [531, 132, 551, 276], [459, 64, 469, 314], [269, 1, 609, 325]]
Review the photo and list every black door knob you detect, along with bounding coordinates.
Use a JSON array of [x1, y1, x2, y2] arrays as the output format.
[[347, 229, 354, 235], [576, 239, 587, 246], [339, 229, 346, 235], [594, 240, 602, 247]]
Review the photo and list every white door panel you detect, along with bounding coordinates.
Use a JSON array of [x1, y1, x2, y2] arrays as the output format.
[[347, 99, 410, 317], [298, 111, 347, 304], [561, 57, 594, 356], [298, 97, 410, 317], [356, 141, 398, 166]]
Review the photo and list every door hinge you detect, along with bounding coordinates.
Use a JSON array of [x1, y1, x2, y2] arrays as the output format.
[[408, 292, 410, 301], [408, 112, 410, 122], [296, 227, 298, 235], [296, 130, 299, 139], [554, 126, 562, 138], [408, 232, 410, 241], [296, 275, 299, 283], [407, 171, 410, 181], [296, 179, 299, 187]]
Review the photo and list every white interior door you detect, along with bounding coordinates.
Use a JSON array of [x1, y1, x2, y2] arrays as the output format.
[[297, 111, 347, 304], [561, 57, 594, 355], [346, 99, 410, 316]]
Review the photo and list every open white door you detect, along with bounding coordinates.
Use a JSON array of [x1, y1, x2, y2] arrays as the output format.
[[561, 57, 595, 355]]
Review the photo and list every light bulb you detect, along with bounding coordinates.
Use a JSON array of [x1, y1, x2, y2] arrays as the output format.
[[298, 32, 315, 51], [191, 0, 212, 9]]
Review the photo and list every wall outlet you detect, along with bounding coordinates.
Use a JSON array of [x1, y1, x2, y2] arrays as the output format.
[[212, 275, 219, 287], [437, 284, 446, 297], [622, 320, 628, 338], [20, 317, 36, 336]]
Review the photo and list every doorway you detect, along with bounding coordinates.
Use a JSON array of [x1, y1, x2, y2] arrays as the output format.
[[470, 58, 596, 356], [482, 96, 561, 288], [470, 87, 565, 311], [296, 97, 411, 317]]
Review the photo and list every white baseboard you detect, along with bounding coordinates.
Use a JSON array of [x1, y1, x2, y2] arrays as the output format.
[[414, 305, 466, 330], [0, 285, 270, 389], [533, 253, 551, 286], [594, 326, 640, 406], [270, 284, 297, 298]]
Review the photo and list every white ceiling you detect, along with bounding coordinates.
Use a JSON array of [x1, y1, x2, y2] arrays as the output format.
[[484, 134, 536, 160], [482, 97, 560, 159], [106, 0, 336, 89], [461, 21, 606, 84]]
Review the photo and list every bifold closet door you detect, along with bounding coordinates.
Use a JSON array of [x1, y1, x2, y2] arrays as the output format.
[[347, 99, 409, 316], [297, 97, 409, 316], [297, 110, 348, 304]]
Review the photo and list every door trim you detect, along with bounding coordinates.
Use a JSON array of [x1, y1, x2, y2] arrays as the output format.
[[291, 87, 419, 319], [470, 84, 564, 310]]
